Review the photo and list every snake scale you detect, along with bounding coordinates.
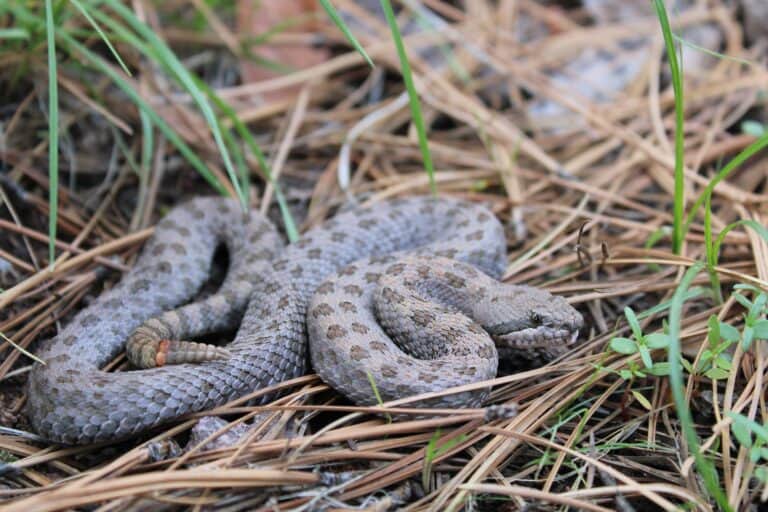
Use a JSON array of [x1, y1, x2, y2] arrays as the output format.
[[27, 196, 583, 444]]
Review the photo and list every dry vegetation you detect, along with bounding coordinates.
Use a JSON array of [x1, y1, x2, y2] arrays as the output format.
[[1, 0, 768, 510]]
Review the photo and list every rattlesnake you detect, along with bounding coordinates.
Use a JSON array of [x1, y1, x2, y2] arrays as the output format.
[[26, 196, 582, 444]]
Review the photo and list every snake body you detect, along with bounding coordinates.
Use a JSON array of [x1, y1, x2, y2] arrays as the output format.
[[27, 196, 582, 444]]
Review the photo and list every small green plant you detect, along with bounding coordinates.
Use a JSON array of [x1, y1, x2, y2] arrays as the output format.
[[44, 0, 58, 267], [731, 286, 768, 352], [653, 0, 768, 267], [695, 315, 739, 380], [422, 429, 467, 490], [609, 306, 672, 376], [729, 412, 768, 485]]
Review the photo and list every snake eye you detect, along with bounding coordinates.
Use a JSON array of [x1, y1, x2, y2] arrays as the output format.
[[530, 312, 541, 323]]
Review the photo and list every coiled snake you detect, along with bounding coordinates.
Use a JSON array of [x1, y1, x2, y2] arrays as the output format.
[[27, 196, 582, 444]]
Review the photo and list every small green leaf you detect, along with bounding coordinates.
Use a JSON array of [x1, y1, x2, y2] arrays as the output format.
[[731, 421, 753, 448], [704, 367, 731, 380], [632, 390, 653, 411], [610, 337, 638, 355], [707, 315, 721, 345], [756, 466, 768, 483], [715, 354, 732, 370], [70, 0, 132, 76], [729, 412, 768, 443], [719, 322, 740, 342], [696, 350, 713, 372], [742, 325, 755, 351], [753, 319, 768, 339], [734, 284, 762, 294], [638, 344, 654, 369], [0, 28, 30, 39], [734, 293, 754, 311], [647, 362, 671, 376], [761, 447, 768, 460], [619, 369, 633, 380], [749, 293, 767, 320], [624, 307, 643, 340], [645, 333, 671, 349], [741, 120, 766, 137], [750, 445, 762, 463]]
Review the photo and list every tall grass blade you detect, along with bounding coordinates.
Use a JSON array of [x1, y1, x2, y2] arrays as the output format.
[[667, 263, 731, 510], [652, 0, 685, 254], [379, 0, 436, 194], [70, 0, 132, 76], [44, 0, 59, 269], [319, 0, 373, 67]]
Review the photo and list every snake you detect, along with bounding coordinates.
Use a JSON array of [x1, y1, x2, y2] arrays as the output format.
[[26, 196, 583, 444]]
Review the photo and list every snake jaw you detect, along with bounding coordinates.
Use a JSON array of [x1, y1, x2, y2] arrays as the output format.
[[491, 326, 579, 348]]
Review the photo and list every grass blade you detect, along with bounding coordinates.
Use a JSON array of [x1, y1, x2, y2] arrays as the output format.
[[667, 262, 731, 510], [0, 28, 30, 39], [200, 81, 299, 242], [59, 34, 228, 196], [379, 0, 436, 194], [70, 0, 131, 76], [44, 0, 58, 269], [319, 0, 373, 67], [684, 130, 768, 233], [652, 0, 685, 254]]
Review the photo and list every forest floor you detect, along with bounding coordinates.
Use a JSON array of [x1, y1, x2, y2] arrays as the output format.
[[1, 1, 768, 511]]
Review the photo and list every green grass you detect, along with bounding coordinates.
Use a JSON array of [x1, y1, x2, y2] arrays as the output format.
[[652, 0, 685, 255], [378, 0, 436, 194], [44, 0, 58, 268], [686, 130, 768, 236], [70, 0, 131, 76], [653, 1, 768, 257], [651, 8, 768, 505], [319, 0, 437, 193], [422, 429, 467, 490], [666, 263, 731, 511], [365, 371, 391, 423], [7, 1, 302, 257], [319, 0, 373, 68]]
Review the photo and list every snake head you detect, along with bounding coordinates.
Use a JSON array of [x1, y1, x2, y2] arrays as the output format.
[[475, 284, 583, 349]]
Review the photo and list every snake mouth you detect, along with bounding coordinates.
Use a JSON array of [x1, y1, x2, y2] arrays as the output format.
[[492, 328, 579, 348]]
